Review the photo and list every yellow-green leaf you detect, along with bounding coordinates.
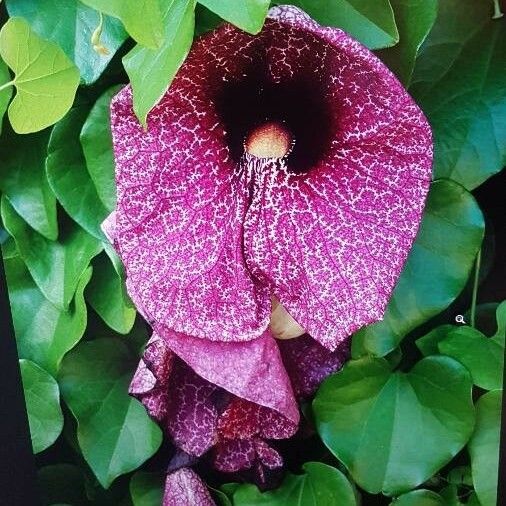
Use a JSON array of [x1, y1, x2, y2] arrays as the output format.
[[0, 17, 80, 134]]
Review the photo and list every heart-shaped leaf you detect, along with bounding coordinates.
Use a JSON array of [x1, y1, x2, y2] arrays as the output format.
[[0, 127, 58, 240], [130, 472, 164, 506], [4, 253, 91, 376], [410, 0, 506, 190], [415, 324, 456, 357], [438, 328, 504, 391], [58, 338, 162, 488], [288, 0, 399, 49], [80, 85, 121, 212], [233, 462, 357, 505], [390, 490, 445, 506], [20, 359, 64, 454], [1, 197, 102, 309], [352, 180, 484, 358], [123, 0, 195, 126], [0, 56, 12, 132], [313, 356, 475, 495], [80, 0, 164, 49], [5, 0, 128, 84], [417, 302, 505, 390], [46, 106, 109, 240], [197, 0, 269, 34], [86, 247, 136, 334], [468, 390, 502, 506], [0, 17, 80, 133], [377, 0, 437, 85]]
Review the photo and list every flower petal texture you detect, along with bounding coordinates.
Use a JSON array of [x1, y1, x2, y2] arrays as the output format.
[[163, 468, 215, 506], [110, 5, 432, 350]]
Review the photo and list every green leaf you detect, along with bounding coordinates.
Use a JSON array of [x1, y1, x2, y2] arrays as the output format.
[[376, 0, 437, 85], [80, 0, 164, 49], [130, 472, 164, 506], [59, 338, 163, 488], [447, 466, 473, 487], [468, 390, 502, 506], [38, 464, 88, 506], [123, 0, 195, 126], [288, 0, 399, 49], [415, 324, 456, 357], [197, 0, 269, 34], [438, 325, 504, 391], [1, 197, 102, 309], [390, 489, 445, 506], [410, 0, 506, 190], [352, 180, 484, 358], [212, 486, 233, 506], [313, 356, 475, 495], [233, 462, 357, 505], [194, 3, 223, 36], [0, 57, 12, 132], [86, 248, 136, 334], [0, 127, 58, 240], [5, 0, 128, 84], [4, 254, 91, 376], [80, 85, 122, 211], [46, 106, 109, 240], [0, 17, 80, 133], [20, 359, 64, 454]]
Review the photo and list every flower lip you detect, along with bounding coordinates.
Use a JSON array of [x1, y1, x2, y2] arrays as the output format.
[[215, 77, 333, 173], [244, 121, 293, 159]]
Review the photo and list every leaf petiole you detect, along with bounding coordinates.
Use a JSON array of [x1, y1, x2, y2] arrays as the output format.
[[0, 80, 14, 92], [470, 248, 482, 328], [492, 0, 504, 19]]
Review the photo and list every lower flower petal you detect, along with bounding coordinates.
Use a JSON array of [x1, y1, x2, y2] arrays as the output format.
[[163, 468, 215, 506], [218, 398, 297, 440], [129, 335, 220, 456], [254, 439, 283, 470], [157, 326, 300, 425], [166, 363, 220, 456], [278, 334, 349, 399], [213, 439, 256, 473]]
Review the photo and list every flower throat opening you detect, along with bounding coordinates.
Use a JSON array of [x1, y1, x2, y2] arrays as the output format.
[[214, 77, 333, 173]]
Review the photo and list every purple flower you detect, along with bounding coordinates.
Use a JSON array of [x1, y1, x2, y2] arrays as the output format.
[[105, 4, 432, 499], [129, 332, 347, 493]]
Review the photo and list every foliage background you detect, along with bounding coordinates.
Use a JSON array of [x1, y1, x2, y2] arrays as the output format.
[[0, 0, 504, 505]]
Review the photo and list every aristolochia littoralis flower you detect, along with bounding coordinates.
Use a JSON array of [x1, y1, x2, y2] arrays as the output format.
[[104, 5, 433, 502]]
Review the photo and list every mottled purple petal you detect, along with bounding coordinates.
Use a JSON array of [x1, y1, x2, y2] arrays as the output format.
[[213, 437, 284, 479], [110, 26, 272, 342], [158, 327, 299, 425], [129, 335, 174, 421], [166, 361, 220, 456], [217, 398, 297, 440], [163, 468, 215, 506], [213, 439, 256, 473], [278, 334, 349, 399], [240, 6, 433, 350], [254, 439, 283, 469], [129, 334, 219, 456], [111, 4, 432, 352]]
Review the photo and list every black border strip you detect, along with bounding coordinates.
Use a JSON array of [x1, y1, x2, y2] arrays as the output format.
[[0, 249, 39, 505]]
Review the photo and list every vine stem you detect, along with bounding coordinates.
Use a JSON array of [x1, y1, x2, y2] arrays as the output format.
[[492, 0, 504, 19], [0, 80, 14, 93], [470, 248, 482, 328]]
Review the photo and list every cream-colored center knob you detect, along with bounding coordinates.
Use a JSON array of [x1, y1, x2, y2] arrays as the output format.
[[245, 121, 292, 159]]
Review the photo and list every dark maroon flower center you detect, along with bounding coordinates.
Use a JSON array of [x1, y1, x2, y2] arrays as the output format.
[[215, 77, 334, 173]]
